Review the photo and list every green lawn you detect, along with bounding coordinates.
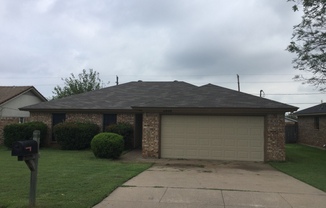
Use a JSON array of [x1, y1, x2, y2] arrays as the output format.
[[0, 146, 152, 208], [270, 144, 326, 192]]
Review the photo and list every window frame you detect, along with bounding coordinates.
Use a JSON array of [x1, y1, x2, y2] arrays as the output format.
[[314, 116, 320, 130]]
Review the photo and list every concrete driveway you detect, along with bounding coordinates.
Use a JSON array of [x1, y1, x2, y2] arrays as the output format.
[[94, 154, 326, 208]]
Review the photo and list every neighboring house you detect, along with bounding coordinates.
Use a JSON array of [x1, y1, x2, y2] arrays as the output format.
[[0, 86, 47, 144], [21, 81, 297, 161], [294, 103, 326, 148]]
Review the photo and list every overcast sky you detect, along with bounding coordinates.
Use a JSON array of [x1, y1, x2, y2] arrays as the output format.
[[0, 0, 325, 111]]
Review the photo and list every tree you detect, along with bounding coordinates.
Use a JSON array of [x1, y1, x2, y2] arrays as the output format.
[[52, 69, 104, 99], [287, 0, 326, 91]]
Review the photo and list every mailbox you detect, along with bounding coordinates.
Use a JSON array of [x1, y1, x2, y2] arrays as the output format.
[[12, 140, 38, 157]]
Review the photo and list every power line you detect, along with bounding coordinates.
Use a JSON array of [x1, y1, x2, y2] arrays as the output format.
[[251, 93, 325, 96]]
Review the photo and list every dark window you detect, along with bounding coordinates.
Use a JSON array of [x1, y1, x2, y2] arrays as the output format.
[[52, 113, 66, 141], [314, 117, 320, 130], [19, 117, 25, 123], [103, 114, 117, 130]]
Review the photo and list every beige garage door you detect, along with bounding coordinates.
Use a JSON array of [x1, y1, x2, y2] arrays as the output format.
[[161, 115, 264, 161]]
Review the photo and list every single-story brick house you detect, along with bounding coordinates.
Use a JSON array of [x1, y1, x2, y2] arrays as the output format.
[[294, 103, 326, 148], [0, 86, 47, 144], [21, 81, 297, 161]]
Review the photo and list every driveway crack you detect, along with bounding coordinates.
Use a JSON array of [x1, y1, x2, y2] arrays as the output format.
[[221, 190, 226, 208], [158, 187, 168, 203], [279, 193, 294, 208]]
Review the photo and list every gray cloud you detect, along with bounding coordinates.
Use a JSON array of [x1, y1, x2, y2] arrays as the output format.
[[0, 0, 322, 109]]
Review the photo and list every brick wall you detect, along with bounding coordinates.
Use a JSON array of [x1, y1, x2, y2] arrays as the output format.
[[142, 113, 160, 158], [66, 113, 103, 130], [297, 116, 326, 148], [265, 113, 286, 161], [117, 113, 135, 126], [0, 117, 20, 145]]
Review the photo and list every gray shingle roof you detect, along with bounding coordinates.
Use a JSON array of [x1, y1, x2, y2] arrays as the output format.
[[21, 81, 297, 111], [133, 83, 296, 109], [294, 103, 326, 116]]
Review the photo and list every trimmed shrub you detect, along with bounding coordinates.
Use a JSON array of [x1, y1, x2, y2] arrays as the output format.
[[105, 122, 133, 150], [53, 122, 100, 150], [3, 121, 47, 148], [91, 132, 124, 159]]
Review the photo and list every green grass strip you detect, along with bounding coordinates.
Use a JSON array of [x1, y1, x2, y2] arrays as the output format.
[[270, 144, 326, 192], [0, 146, 152, 208]]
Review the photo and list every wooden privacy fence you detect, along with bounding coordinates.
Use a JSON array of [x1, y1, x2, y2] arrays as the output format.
[[285, 123, 298, 143]]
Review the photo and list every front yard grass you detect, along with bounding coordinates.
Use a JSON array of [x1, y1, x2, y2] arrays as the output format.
[[270, 144, 326, 192], [0, 146, 152, 208]]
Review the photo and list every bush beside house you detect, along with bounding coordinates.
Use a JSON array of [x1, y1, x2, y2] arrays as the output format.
[[91, 132, 124, 159], [3, 121, 47, 148], [53, 122, 100, 150], [105, 122, 133, 150]]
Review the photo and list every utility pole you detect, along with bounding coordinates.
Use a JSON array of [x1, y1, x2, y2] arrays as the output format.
[[116, 76, 119, 86], [237, 74, 240, 92]]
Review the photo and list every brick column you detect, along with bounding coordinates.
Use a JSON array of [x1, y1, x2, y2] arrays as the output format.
[[142, 113, 160, 158], [265, 113, 285, 161]]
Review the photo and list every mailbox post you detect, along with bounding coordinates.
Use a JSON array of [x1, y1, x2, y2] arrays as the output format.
[[30, 130, 40, 207], [11, 130, 40, 207]]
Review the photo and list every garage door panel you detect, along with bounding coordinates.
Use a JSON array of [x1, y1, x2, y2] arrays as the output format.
[[211, 139, 223, 146], [211, 150, 224, 158], [225, 151, 237, 159], [161, 115, 264, 161], [237, 140, 249, 147], [238, 151, 250, 160], [251, 152, 263, 160], [225, 139, 236, 146], [250, 140, 263, 147], [198, 139, 210, 145], [237, 128, 249, 135], [250, 128, 264, 135], [187, 139, 197, 145], [186, 150, 198, 157]]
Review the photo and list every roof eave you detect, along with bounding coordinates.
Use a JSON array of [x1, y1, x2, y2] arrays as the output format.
[[295, 112, 326, 117], [131, 106, 298, 114], [21, 108, 138, 113], [29, 87, 48, 102]]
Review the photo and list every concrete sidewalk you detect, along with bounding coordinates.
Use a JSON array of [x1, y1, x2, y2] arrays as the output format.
[[94, 152, 326, 208]]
